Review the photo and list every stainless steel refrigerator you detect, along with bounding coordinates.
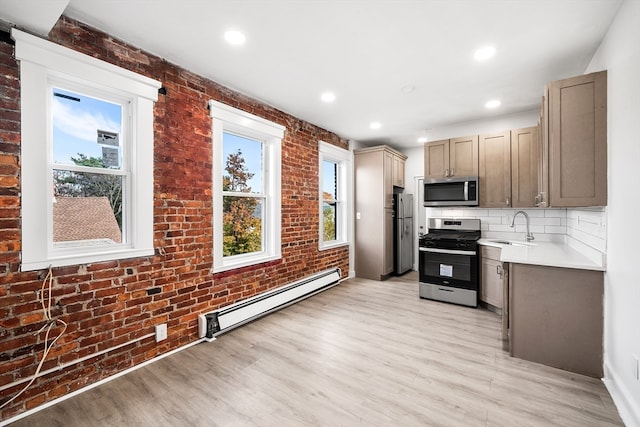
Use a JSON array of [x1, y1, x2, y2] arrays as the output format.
[[393, 193, 414, 275]]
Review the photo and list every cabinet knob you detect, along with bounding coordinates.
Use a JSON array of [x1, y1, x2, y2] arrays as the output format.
[[444, 168, 449, 177], [450, 168, 455, 176], [505, 197, 510, 206], [497, 265, 503, 277]]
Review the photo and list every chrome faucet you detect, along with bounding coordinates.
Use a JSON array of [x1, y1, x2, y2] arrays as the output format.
[[510, 210, 535, 242]]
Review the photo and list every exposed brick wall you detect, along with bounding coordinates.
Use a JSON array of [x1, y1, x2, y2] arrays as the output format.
[[0, 16, 349, 420]]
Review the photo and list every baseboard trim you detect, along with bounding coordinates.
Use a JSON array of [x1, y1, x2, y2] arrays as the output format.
[[603, 361, 640, 427]]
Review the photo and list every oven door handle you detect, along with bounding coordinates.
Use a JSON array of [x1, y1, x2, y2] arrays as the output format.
[[419, 247, 477, 256]]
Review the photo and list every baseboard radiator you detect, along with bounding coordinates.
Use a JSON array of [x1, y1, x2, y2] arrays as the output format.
[[198, 268, 341, 339]]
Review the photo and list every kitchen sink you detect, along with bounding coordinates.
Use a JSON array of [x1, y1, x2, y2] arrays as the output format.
[[486, 239, 534, 247]]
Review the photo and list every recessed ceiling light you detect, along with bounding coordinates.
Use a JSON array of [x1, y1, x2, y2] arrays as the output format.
[[474, 46, 496, 61], [224, 30, 246, 45], [320, 92, 336, 103], [485, 99, 501, 109], [401, 85, 415, 94], [417, 137, 428, 143], [370, 122, 382, 130]]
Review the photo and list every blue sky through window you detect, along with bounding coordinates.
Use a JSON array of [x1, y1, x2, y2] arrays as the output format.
[[52, 87, 122, 167], [323, 160, 337, 199], [223, 132, 263, 192]]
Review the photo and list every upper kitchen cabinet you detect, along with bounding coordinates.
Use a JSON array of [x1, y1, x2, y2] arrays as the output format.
[[356, 145, 405, 210], [537, 93, 549, 207], [543, 70, 607, 207], [479, 131, 511, 207], [392, 154, 405, 188], [424, 136, 478, 180], [511, 126, 539, 208]]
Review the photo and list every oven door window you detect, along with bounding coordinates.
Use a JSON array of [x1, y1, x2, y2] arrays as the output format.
[[419, 250, 477, 290], [424, 253, 470, 281]]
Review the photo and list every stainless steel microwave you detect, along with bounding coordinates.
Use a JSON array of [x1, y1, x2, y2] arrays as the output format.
[[423, 176, 479, 207]]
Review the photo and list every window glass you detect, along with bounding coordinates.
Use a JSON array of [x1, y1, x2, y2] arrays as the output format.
[[52, 88, 123, 169], [51, 87, 126, 246], [322, 160, 338, 242], [318, 141, 351, 250], [53, 172, 124, 245], [222, 132, 265, 256], [223, 132, 262, 193], [222, 196, 263, 256]]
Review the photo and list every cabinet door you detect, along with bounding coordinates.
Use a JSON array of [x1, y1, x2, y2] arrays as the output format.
[[383, 151, 394, 208], [424, 140, 449, 179], [383, 208, 394, 275], [449, 135, 479, 177], [538, 92, 549, 207], [480, 257, 503, 308], [511, 126, 539, 208], [480, 246, 504, 309], [393, 155, 405, 188], [479, 131, 511, 207], [548, 70, 607, 207], [509, 263, 604, 378]]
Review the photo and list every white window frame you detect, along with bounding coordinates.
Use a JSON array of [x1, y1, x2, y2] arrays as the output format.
[[209, 100, 284, 273], [13, 29, 160, 271], [318, 141, 351, 250]]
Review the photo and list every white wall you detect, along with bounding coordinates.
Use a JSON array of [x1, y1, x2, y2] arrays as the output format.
[[585, 1, 640, 425], [422, 109, 539, 143]]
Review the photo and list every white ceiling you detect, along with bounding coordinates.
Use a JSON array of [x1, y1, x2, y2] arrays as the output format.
[[0, 0, 623, 148]]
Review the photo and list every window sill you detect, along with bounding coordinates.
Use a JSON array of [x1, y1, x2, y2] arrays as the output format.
[[212, 253, 282, 274], [21, 247, 155, 272], [319, 241, 350, 251]]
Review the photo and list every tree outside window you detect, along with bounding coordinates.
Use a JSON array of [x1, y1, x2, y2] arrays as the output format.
[[222, 133, 264, 257], [322, 160, 338, 242], [318, 141, 351, 250]]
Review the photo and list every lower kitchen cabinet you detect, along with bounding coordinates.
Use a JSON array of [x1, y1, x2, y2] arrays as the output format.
[[480, 246, 508, 341], [509, 263, 603, 378], [480, 246, 504, 309]]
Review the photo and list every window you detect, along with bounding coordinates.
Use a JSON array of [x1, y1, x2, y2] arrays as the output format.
[[209, 100, 284, 272], [318, 141, 351, 250], [13, 29, 160, 271]]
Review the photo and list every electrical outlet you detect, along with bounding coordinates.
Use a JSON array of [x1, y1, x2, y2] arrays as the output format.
[[155, 323, 167, 342]]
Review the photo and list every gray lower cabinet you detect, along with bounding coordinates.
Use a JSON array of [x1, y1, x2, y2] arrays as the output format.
[[480, 246, 508, 341], [509, 263, 604, 378], [480, 246, 504, 309]]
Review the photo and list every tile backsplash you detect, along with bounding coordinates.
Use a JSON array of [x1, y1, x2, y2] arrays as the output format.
[[566, 208, 607, 253], [425, 207, 607, 252]]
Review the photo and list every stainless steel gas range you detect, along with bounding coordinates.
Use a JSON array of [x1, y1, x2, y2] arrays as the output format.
[[418, 218, 480, 308]]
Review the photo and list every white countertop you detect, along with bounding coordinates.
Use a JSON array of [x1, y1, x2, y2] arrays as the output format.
[[478, 238, 606, 271]]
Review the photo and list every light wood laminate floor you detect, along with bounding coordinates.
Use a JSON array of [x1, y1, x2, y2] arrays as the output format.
[[9, 272, 623, 426]]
